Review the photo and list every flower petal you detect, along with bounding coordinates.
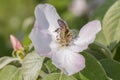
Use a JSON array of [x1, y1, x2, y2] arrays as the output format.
[[29, 28, 52, 57], [35, 4, 60, 31], [52, 47, 85, 75], [30, 4, 61, 57], [72, 20, 101, 52]]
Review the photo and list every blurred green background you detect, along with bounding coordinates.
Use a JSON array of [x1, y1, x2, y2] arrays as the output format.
[[0, 0, 37, 57], [0, 0, 115, 57], [0, 0, 89, 57]]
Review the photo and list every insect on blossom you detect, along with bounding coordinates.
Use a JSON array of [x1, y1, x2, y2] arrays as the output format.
[[29, 4, 101, 75]]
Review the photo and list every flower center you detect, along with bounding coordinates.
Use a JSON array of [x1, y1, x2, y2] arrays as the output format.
[[55, 19, 73, 46]]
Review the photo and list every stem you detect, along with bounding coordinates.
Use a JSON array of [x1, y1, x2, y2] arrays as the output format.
[[112, 48, 117, 58], [12, 51, 16, 57], [59, 71, 63, 80], [94, 41, 113, 59], [111, 41, 120, 51], [44, 63, 51, 73], [111, 42, 120, 58]]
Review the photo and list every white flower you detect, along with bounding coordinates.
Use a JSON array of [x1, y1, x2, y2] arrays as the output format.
[[29, 4, 101, 75]]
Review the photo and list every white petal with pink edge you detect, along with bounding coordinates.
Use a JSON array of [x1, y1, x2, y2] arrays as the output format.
[[30, 4, 61, 57], [52, 47, 85, 75], [72, 20, 101, 52]]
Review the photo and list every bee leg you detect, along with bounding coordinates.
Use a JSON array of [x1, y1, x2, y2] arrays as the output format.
[[55, 28, 60, 32]]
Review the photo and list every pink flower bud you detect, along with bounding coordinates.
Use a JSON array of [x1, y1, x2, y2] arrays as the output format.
[[10, 35, 23, 51]]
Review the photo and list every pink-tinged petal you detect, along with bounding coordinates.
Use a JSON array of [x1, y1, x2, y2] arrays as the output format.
[[29, 27, 53, 57], [73, 20, 101, 52], [49, 41, 60, 53], [52, 47, 85, 75], [10, 35, 23, 51], [35, 4, 60, 31], [30, 4, 61, 57]]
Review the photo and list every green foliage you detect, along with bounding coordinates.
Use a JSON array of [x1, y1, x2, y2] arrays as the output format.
[[0, 65, 22, 80], [11, 69, 22, 80], [114, 43, 120, 61], [93, 0, 116, 46], [0, 52, 45, 80], [102, 0, 120, 49], [44, 60, 59, 73], [22, 52, 45, 80], [101, 59, 120, 80], [94, 0, 120, 50], [0, 57, 19, 69], [81, 52, 108, 80], [42, 73, 77, 80], [78, 73, 89, 80], [87, 42, 113, 60]]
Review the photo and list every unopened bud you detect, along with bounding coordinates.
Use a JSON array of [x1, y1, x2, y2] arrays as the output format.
[[10, 35, 23, 51]]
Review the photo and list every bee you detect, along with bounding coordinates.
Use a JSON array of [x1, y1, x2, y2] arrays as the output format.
[[55, 19, 72, 46]]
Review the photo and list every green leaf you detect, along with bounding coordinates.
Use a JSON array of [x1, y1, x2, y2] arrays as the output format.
[[95, 0, 120, 50], [81, 52, 108, 80], [87, 42, 113, 60], [91, 0, 116, 48], [42, 73, 77, 80], [22, 52, 45, 80], [0, 57, 19, 69], [44, 60, 59, 73], [94, 0, 116, 47], [114, 43, 120, 61], [11, 69, 22, 80], [102, 0, 120, 49], [0, 65, 22, 80], [78, 73, 89, 80], [101, 59, 120, 80]]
